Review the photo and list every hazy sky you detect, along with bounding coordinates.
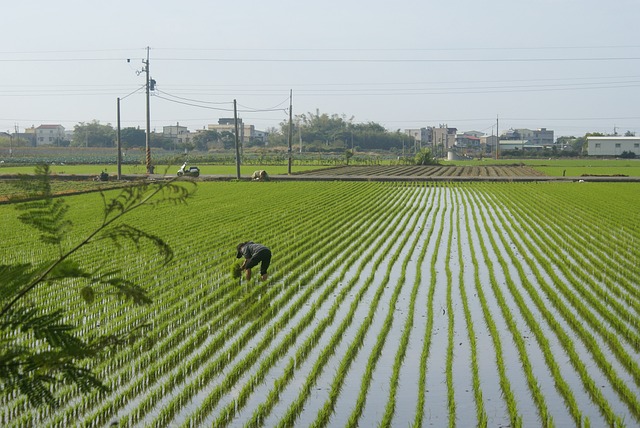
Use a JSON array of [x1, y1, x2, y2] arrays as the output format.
[[2, 0, 639, 138]]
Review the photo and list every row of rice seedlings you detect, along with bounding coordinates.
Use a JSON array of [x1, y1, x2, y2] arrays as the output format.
[[545, 215, 640, 320], [504, 188, 640, 362], [445, 188, 457, 426], [469, 188, 550, 426], [469, 185, 586, 425], [476, 183, 624, 425], [559, 183, 640, 246], [532, 186, 640, 310], [267, 185, 429, 427], [413, 187, 447, 427], [508, 197, 640, 351], [341, 184, 433, 427], [453, 188, 488, 427], [238, 186, 430, 428], [484, 184, 639, 424], [494, 185, 640, 426], [529, 184, 640, 299], [273, 186, 432, 428], [379, 186, 440, 427], [499, 186, 640, 383], [509, 186, 640, 334], [460, 189, 522, 427]]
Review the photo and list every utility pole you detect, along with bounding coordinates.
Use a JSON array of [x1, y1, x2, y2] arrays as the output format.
[[234, 99, 241, 180], [11, 124, 18, 157], [117, 98, 122, 180], [298, 120, 302, 154], [287, 90, 293, 175], [143, 47, 152, 174], [496, 115, 500, 160]]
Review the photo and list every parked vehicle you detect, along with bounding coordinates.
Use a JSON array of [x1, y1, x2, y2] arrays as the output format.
[[177, 162, 200, 177]]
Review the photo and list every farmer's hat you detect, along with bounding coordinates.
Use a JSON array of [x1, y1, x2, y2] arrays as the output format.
[[236, 242, 245, 258]]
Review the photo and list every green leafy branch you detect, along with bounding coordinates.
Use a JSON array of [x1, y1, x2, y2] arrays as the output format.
[[0, 164, 195, 408]]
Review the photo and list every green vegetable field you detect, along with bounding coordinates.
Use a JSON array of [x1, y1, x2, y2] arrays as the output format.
[[1, 181, 639, 427]]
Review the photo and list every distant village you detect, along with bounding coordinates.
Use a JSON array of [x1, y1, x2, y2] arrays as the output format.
[[2, 120, 639, 158]]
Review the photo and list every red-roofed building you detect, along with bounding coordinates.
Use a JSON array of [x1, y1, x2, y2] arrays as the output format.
[[35, 124, 65, 146]]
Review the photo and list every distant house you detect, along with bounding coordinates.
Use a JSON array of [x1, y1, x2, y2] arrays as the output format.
[[404, 128, 430, 145], [35, 124, 65, 146], [587, 136, 640, 156], [455, 134, 481, 148], [163, 125, 190, 145], [503, 128, 554, 147], [208, 118, 255, 143], [253, 129, 269, 144], [431, 126, 457, 150]]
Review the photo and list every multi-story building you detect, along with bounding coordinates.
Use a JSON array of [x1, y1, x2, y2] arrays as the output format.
[[163, 124, 190, 145], [404, 128, 430, 146], [35, 124, 65, 146], [431, 126, 457, 151]]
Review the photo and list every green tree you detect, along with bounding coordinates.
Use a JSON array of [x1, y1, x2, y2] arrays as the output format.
[[72, 120, 115, 148], [120, 127, 146, 149], [219, 131, 236, 150], [414, 148, 438, 165], [574, 132, 604, 155], [345, 149, 354, 165], [281, 111, 404, 151], [150, 134, 173, 150], [191, 130, 219, 151], [0, 165, 195, 407]]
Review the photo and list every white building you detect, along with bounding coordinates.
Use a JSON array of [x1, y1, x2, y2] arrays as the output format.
[[35, 124, 65, 146], [587, 136, 640, 156], [208, 118, 255, 143]]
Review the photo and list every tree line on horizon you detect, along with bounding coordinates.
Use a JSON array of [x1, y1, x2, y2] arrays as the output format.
[[1, 112, 636, 155]]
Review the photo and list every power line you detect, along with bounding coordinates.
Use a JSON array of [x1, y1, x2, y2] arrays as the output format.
[[120, 83, 147, 100], [153, 94, 236, 112], [153, 56, 640, 63], [3, 45, 639, 56], [154, 89, 289, 113], [2, 55, 640, 64], [154, 89, 233, 105]]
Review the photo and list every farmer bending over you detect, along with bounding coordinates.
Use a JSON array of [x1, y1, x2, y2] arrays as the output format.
[[236, 241, 271, 281]]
